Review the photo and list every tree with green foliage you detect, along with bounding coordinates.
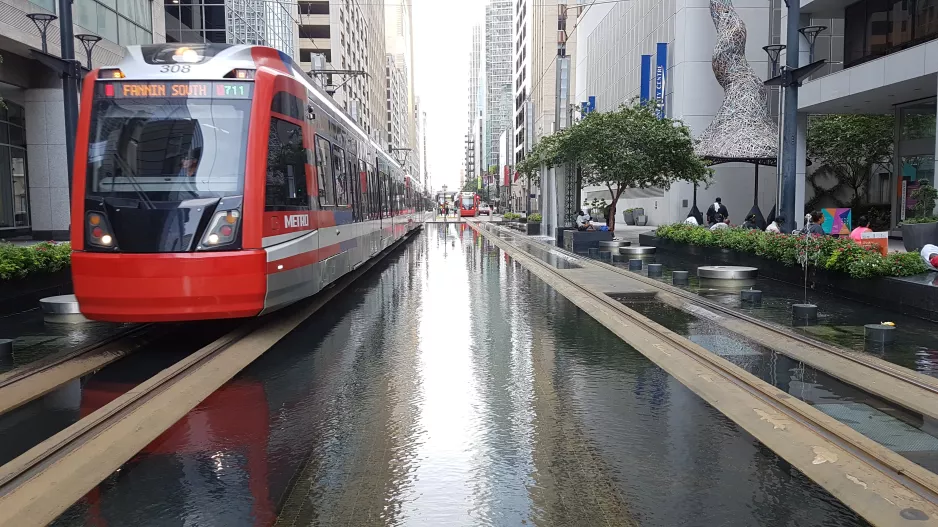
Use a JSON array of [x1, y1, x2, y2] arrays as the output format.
[[807, 114, 894, 207], [549, 102, 710, 230], [462, 179, 477, 192]]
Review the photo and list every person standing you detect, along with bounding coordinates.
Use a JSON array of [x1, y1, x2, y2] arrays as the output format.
[[710, 215, 731, 231], [706, 197, 729, 225]]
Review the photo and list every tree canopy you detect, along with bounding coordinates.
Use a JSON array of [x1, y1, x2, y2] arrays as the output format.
[[807, 114, 894, 207], [531, 102, 710, 229]]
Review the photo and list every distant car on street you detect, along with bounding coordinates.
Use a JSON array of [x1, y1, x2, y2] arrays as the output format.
[[479, 203, 492, 215]]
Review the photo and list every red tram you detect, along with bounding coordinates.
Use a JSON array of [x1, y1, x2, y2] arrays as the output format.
[[458, 192, 480, 217], [70, 44, 431, 322]]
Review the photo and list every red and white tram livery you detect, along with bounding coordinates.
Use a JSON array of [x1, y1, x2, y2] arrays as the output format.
[[71, 44, 429, 322]]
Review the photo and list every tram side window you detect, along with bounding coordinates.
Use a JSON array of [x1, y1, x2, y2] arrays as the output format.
[[265, 118, 309, 211], [368, 165, 377, 219], [332, 146, 349, 206], [315, 136, 335, 207]]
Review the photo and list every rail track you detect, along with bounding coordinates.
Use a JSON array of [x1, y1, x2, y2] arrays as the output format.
[[0, 324, 159, 417], [471, 221, 938, 527], [0, 229, 421, 527], [484, 223, 938, 423]]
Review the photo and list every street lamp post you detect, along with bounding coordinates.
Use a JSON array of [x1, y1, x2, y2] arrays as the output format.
[[76, 34, 102, 70], [763, 44, 786, 218], [26, 13, 57, 53], [798, 25, 828, 63]]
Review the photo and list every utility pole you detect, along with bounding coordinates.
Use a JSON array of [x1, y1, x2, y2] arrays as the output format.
[[779, 0, 800, 234], [59, 0, 80, 202]]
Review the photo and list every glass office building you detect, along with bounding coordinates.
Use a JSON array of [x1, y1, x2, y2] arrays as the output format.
[[165, 0, 296, 58]]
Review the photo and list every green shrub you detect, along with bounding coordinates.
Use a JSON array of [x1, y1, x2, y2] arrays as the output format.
[[528, 213, 542, 222], [654, 224, 926, 279], [0, 242, 72, 281], [900, 216, 938, 225]]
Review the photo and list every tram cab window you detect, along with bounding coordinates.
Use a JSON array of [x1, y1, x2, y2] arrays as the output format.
[[265, 118, 309, 211], [332, 145, 350, 206], [314, 136, 335, 207]]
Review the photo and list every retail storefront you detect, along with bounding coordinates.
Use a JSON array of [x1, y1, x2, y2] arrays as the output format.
[[895, 99, 938, 226], [0, 98, 30, 232]]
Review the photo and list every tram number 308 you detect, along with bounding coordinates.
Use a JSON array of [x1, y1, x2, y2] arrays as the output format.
[[159, 65, 192, 73]]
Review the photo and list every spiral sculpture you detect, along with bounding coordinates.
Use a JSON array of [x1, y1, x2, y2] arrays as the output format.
[[694, 0, 778, 162]]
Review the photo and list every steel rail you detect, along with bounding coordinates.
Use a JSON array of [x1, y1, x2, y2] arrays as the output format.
[[0, 324, 158, 416], [471, 221, 938, 526]]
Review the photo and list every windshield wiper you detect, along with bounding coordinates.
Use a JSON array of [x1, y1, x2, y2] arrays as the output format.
[[111, 154, 156, 210]]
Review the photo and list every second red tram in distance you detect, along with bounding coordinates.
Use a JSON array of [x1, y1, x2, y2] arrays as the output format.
[[458, 192, 480, 217], [70, 43, 431, 323]]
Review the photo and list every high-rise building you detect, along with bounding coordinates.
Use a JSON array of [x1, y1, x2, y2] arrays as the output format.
[[466, 24, 482, 180], [0, 1, 165, 239], [484, 0, 513, 172], [513, 0, 579, 164], [297, 0, 386, 144], [165, 0, 297, 58], [386, 55, 408, 153], [421, 110, 428, 190], [412, 96, 422, 183]]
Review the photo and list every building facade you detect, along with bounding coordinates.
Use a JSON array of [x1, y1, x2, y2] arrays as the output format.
[[794, 0, 938, 235], [466, 23, 482, 180], [297, 0, 386, 144], [0, 0, 165, 239], [573, 0, 774, 226], [386, 54, 407, 154], [165, 0, 297, 58], [484, 0, 513, 171]]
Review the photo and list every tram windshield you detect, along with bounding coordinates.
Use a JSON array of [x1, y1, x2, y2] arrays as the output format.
[[86, 81, 253, 202], [461, 195, 475, 209]]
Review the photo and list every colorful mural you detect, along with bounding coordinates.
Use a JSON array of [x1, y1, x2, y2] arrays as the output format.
[[822, 208, 852, 235]]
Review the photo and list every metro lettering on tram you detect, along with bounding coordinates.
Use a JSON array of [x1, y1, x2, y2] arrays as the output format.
[[70, 43, 433, 322]]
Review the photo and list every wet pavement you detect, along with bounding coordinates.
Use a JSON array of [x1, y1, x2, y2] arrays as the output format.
[[51, 224, 867, 526]]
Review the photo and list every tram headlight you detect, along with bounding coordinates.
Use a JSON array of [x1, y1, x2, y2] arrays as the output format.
[[86, 213, 117, 249], [199, 209, 240, 250]]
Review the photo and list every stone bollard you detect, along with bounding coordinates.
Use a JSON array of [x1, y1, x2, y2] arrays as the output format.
[[600, 250, 612, 262], [588, 248, 599, 258], [864, 324, 896, 344], [672, 271, 689, 285], [740, 290, 763, 303], [792, 304, 819, 326], [647, 263, 663, 276], [0, 338, 12, 366], [629, 259, 643, 271]]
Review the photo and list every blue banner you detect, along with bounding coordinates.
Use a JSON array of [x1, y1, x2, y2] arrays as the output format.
[[588, 96, 595, 113], [640, 55, 651, 105], [655, 43, 667, 118]]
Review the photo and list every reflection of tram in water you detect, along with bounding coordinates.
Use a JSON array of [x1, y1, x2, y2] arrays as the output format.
[[71, 43, 432, 323], [67, 249, 419, 526]]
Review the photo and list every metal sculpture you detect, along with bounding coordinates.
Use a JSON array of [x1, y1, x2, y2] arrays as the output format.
[[694, 0, 777, 162]]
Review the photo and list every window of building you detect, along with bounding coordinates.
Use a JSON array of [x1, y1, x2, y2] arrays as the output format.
[[73, 0, 152, 45], [315, 136, 336, 206], [844, 0, 938, 66], [0, 101, 29, 229], [299, 1, 330, 15], [299, 24, 330, 39], [265, 118, 309, 211]]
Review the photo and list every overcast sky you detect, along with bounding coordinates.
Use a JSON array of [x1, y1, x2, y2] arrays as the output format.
[[412, 0, 483, 192]]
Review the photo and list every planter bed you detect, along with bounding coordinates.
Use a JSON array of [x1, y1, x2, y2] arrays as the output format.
[[0, 269, 72, 316], [648, 236, 938, 322]]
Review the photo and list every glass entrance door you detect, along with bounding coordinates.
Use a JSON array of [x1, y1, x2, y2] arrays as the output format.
[[895, 99, 937, 230]]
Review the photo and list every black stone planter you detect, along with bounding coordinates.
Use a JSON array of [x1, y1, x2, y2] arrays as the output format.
[[648, 236, 938, 322], [0, 269, 72, 316], [563, 230, 613, 253], [901, 222, 938, 252], [526, 223, 541, 236]]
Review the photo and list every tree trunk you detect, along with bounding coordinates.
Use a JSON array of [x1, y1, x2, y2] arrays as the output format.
[[607, 186, 625, 232]]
